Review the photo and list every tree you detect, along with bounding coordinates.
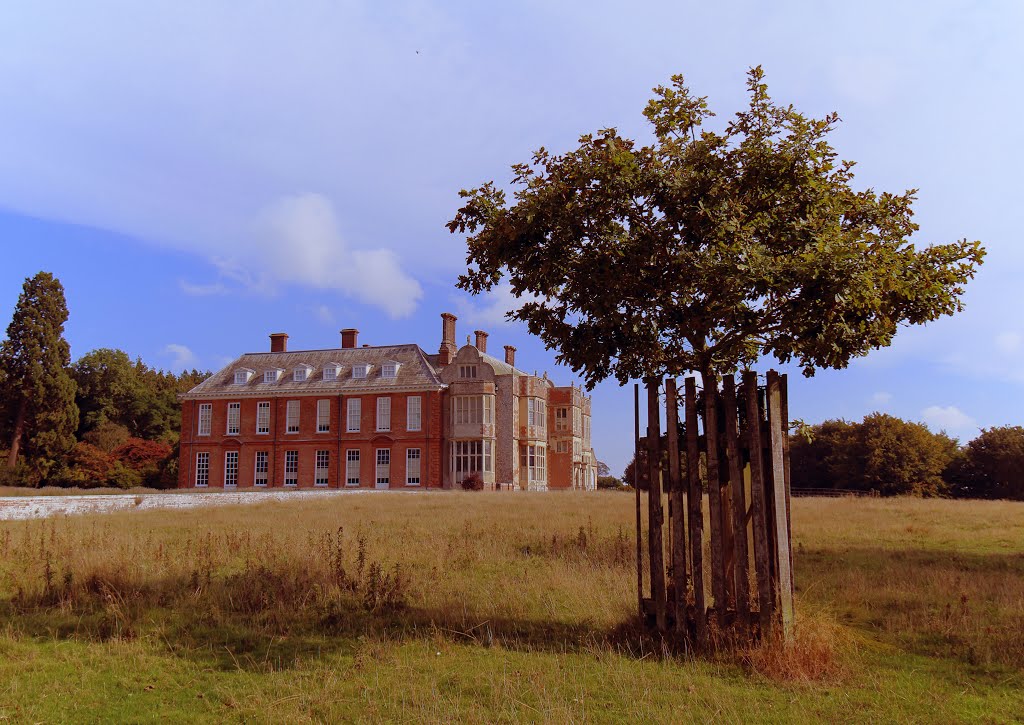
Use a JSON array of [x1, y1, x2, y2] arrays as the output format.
[[0, 272, 78, 481], [448, 68, 984, 394], [790, 413, 958, 496], [73, 349, 209, 444], [859, 413, 957, 497], [73, 348, 138, 435], [596, 460, 611, 477], [947, 426, 1024, 500], [597, 475, 624, 490], [789, 419, 859, 490]]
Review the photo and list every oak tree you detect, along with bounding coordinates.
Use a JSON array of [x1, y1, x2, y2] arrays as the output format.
[[449, 68, 984, 392]]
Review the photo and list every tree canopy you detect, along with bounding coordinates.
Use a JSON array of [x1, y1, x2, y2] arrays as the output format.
[[946, 426, 1024, 500], [0, 272, 78, 480], [449, 68, 984, 388]]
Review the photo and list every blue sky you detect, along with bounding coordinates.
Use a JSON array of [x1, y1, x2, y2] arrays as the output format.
[[0, 1, 1021, 475]]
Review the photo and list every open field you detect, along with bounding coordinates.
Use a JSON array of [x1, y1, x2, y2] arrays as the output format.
[[0, 493, 1021, 722]]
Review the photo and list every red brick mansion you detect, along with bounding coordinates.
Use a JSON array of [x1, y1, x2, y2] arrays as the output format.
[[177, 313, 597, 491]]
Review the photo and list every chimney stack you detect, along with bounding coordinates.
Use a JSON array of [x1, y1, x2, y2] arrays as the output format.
[[269, 333, 289, 353], [438, 312, 457, 365], [341, 328, 359, 349], [504, 345, 516, 368], [474, 330, 488, 354]]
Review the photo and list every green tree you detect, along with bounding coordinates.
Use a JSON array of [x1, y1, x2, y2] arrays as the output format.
[[790, 414, 958, 496], [947, 426, 1024, 500], [789, 419, 860, 490], [859, 413, 958, 496], [73, 348, 138, 435], [449, 68, 983, 394], [0, 272, 79, 482], [73, 349, 208, 445]]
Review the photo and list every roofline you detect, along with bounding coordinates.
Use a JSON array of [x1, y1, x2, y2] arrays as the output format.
[[238, 343, 422, 356], [180, 384, 447, 401]]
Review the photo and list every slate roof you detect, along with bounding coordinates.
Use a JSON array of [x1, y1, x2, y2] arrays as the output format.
[[477, 350, 520, 377], [181, 344, 445, 399]]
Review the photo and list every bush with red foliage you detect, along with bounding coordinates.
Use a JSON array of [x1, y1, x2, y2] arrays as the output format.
[[113, 438, 173, 470], [460, 472, 484, 491], [65, 442, 116, 488]]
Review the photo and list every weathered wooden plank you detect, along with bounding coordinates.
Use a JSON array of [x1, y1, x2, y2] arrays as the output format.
[[714, 390, 735, 613], [702, 375, 727, 632], [780, 373, 794, 595], [684, 376, 706, 643], [634, 383, 643, 620], [645, 379, 667, 632], [767, 371, 795, 640], [722, 375, 750, 631], [665, 378, 687, 634], [743, 371, 774, 635]]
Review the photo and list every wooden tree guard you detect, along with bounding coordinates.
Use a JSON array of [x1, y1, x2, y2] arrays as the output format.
[[637, 371, 795, 646]]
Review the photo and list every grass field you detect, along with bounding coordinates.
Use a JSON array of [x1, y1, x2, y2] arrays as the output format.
[[0, 492, 1021, 722]]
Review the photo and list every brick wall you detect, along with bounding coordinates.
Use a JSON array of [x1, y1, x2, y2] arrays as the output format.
[[178, 391, 442, 489]]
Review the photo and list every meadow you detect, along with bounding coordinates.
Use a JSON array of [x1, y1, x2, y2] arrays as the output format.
[[0, 492, 1020, 722]]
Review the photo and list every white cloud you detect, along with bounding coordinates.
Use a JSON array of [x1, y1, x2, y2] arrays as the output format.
[[314, 304, 335, 325], [163, 343, 196, 370], [995, 331, 1023, 354], [452, 282, 541, 329], [921, 405, 977, 434], [178, 279, 226, 297], [942, 328, 1024, 384], [218, 193, 423, 319], [870, 391, 892, 406]]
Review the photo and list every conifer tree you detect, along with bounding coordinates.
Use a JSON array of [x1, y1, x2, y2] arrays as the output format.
[[1, 272, 78, 482]]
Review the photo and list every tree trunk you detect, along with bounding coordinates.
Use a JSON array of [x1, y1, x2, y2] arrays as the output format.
[[6, 397, 27, 469]]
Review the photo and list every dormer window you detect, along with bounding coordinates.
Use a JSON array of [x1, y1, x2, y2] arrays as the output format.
[[263, 369, 283, 383], [293, 364, 313, 382], [323, 363, 341, 382], [459, 365, 478, 379], [352, 364, 369, 380], [381, 362, 399, 379], [233, 369, 254, 385]]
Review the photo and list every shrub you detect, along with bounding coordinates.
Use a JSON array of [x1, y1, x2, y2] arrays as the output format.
[[106, 462, 143, 490], [597, 475, 625, 490], [62, 442, 116, 488], [113, 438, 173, 470], [82, 421, 131, 453], [460, 472, 484, 491]]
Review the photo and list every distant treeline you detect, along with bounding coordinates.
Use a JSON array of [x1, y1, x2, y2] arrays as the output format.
[[615, 413, 1024, 501], [2, 347, 210, 488], [791, 414, 1024, 500], [1, 271, 210, 488]]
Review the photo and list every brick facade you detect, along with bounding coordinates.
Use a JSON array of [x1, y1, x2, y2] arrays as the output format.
[[177, 315, 596, 491]]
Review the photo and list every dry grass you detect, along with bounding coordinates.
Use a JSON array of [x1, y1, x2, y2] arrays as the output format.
[[0, 485, 170, 497], [0, 492, 1021, 720], [793, 497, 1024, 669]]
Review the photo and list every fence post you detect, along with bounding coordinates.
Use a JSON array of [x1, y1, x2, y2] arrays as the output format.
[[722, 375, 750, 634], [645, 378, 667, 632], [742, 371, 774, 635], [665, 378, 687, 634], [634, 383, 643, 620], [684, 377, 706, 644], [702, 375, 728, 633], [766, 371, 794, 640]]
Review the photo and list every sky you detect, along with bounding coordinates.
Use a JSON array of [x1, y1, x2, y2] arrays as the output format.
[[0, 1, 1021, 476]]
